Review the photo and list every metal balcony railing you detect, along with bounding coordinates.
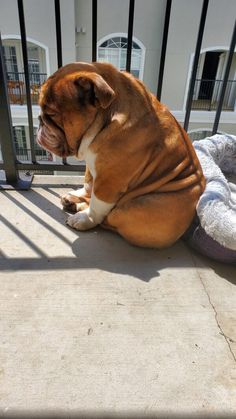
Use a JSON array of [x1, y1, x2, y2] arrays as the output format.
[[6, 72, 47, 105], [0, 0, 235, 189], [15, 147, 53, 162], [192, 78, 236, 111]]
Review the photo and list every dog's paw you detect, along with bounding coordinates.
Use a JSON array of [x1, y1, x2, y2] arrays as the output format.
[[66, 210, 97, 231], [61, 193, 78, 213], [60, 192, 88, 213]]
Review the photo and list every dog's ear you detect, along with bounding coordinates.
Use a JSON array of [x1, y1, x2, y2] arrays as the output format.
[[74, 72, 115, 109]]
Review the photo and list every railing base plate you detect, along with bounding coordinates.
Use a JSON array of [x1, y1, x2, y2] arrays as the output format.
[[0, 172, 33, 190]]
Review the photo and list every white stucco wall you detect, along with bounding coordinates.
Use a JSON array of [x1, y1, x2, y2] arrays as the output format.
[[0, 0, 235, 137], [0, 0, 75, 76], [75, 0, 166, 93], [161, 0, 236, 111]]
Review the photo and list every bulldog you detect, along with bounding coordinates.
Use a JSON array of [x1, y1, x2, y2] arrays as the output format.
[[37, 62, 205, 248]]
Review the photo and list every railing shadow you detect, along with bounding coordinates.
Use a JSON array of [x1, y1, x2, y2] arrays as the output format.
[[0, 185, 236, 285]]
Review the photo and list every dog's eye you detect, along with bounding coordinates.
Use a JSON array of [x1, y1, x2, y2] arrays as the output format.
[[44, 113, 56, 123], [44, 113, 56, 121], [44, 113, 63, 131]]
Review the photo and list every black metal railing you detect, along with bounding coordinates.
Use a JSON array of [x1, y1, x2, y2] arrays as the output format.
[[192, 79, 236, 111], [6, 72, 47, 105], [0, 146, 52, 162], [14, 148, 53, 162], [0, 0, 235, 189]]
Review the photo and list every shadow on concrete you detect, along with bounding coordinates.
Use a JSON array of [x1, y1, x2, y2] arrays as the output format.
[[211, 262, 236, 286], [190, 247, 236, 287], [1, 187, 236, 284], [0, 227, 194, 282]]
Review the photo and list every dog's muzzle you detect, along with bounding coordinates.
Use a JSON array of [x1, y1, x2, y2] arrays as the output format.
[[37, 119, 71, 158]]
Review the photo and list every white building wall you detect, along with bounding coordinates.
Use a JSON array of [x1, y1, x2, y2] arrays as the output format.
[[0, 0, 75, 76], [75, 0, 166, 93], [161, 0, 236, 111], [0, 0, 235, 144], [161, 0, 202, 110], [132, 0, 166, 93]]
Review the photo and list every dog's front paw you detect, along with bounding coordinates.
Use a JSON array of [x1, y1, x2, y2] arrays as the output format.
[[66, 210, 97, 231], [61, 193, 79, 213], [61, 192, 89, 213]]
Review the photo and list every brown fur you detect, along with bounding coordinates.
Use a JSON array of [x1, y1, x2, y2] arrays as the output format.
[[38, 62, 205, 248]]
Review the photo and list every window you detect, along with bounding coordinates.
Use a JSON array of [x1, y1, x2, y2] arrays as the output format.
[[3, 40, 48, 105], [191, 49, 236, 111], [28, 46, 41, 84], [3, 41, 47, 84], [98, 35, 145, 80], [28, 60, 41, 84], [13, 126, 27, 151], [13, 126, 50, 161], [3, 46, 19, 80]]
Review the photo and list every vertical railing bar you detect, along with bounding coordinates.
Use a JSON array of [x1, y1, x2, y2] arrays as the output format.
[[92, 0, 97, 61], [183, 0, 209, 132], [0, 33, 19, 184], [17, 0, 36, 164], [126, 0, 135, 72], [54, 0, 63, 68], [212, 20, 236, 135], [156, 0, 172, 101], [54, 0, 67, 164]]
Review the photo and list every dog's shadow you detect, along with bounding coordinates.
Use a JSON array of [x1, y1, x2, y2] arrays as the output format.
[[7, 187, 236, 284], [70, 228, 196, 282]]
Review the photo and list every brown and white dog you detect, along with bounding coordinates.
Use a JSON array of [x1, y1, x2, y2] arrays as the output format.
[[37, 62, 205, 248]]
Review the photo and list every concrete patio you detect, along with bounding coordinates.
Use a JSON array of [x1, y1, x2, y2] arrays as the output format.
[[0, 175, 236, 419]]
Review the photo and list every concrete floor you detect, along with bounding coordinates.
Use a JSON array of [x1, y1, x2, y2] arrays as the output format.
[[0, 175, 236, 419]]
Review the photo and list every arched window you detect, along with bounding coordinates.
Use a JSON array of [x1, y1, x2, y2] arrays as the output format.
[[2, 36, 49, 105], [98, 34, 145, 80]]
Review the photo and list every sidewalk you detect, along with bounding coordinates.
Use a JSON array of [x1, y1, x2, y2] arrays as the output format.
[[0, 176, 236, 418]]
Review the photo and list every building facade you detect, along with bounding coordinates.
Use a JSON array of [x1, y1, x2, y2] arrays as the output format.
[[0, 0, 235, 163]]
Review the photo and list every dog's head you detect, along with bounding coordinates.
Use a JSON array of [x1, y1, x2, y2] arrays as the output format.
[[37, 63, 116, 157]]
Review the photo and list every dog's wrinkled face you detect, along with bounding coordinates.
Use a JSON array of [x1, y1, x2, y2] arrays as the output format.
[[37, 63, 115, 157]]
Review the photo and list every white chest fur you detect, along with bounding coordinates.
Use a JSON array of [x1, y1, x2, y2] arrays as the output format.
[[67, 130, 115, 231], [78, 133, 97, 179]]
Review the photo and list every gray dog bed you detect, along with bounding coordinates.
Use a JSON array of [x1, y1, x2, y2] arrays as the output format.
[[183, 134, 236, 264]]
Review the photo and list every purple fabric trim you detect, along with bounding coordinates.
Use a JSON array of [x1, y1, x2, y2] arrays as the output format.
[[183, 223, 236, 264]]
